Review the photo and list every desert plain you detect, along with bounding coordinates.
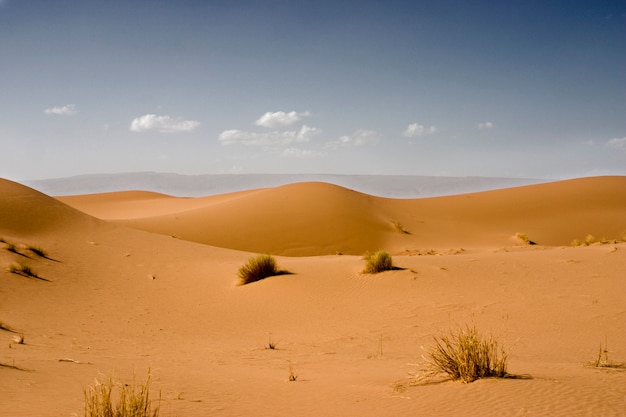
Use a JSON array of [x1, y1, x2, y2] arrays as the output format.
[[1, 175, 625, 416]]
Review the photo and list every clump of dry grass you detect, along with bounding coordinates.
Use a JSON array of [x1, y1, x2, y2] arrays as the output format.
[[238, 254, 289, 285], [26, 245, 48, 258], [515, 232, 535, 245], [428, 324, 508, 383], [84, 372, 161, 417], [390, 220, 411, 234], [0, 320, 15, 333], [288, 362, 298, 382], [571, 234, 624, 247], [8, 263, 37, 278], [4, 241, 19, 254], [592, 338, 624, 369], [362, 250, 395, 274]]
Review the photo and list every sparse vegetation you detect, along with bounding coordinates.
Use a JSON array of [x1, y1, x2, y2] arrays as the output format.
[[8, 263, 37, 277], [515, 232, 535, 245], [266, 334, 278, 350], [571, 233, 626, 247], [391, 220, 410, 234], [4, 242, 19, 254], [83, 371, 161, 417], [238, 254, 289, 285], [584, 234, 598, 245], [288, 363, 298, 382], [428, 324, 508, 383], [26, 245, 48, 258], [592, 338, 624, 369], [0, 320, 15, 333], [362, 250, 395, 274], [7, 262, 48, 281]]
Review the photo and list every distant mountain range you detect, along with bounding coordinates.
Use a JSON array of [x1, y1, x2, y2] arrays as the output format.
[[23, 172, 548, 198]]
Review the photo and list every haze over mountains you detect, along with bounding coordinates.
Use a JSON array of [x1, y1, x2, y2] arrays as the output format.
[[24, 172, 546, 198]]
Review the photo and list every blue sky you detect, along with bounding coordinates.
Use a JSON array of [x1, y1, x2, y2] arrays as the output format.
[[1, 0, 624, 181]]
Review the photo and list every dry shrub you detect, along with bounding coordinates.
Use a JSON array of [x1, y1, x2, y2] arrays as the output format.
[[429, 324, 508, 383], [0, 320, 15, 333], [8, 263, 37, 277], [362, 250, 394, 274], [584, 234, 597, 245], [514, 232, 536, 245], [84, 372, 160, 417], [238, 254, 288, 285], [26, 245, 48, 258]]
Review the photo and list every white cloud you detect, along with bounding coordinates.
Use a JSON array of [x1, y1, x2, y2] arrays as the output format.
[[280, 148, 323, 158], [219, 125, 321, 146], [326, 129, 378, 149], [255, 111, 311, 128], [129, 114, 200, 133], [43, 104, 76, 116], [403, 123, 437, 137], [606, 137, 626, 151], [478, 121, 494, 129]]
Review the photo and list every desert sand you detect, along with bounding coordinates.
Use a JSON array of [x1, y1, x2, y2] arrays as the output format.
[[1, 176, 625, 416]]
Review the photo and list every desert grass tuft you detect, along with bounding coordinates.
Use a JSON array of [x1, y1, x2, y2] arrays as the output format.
[[238, 254, 289, 285], [428, 324, 508, 383], [288, 363, 298, 382], [362, 250, 395, 274], [9, 263, 36, 277], [515, 232, 535, 245], [26, 245, 48, 258], [84, 371, 161, 417], [266, 334, 278, 350], [391, 220, 411, 234], [7, 263, 48, 281], [4, 242, 19, 254], [0, 320, 16, 333], [584, 234, 598, 245], [592, 338, 625, 369]]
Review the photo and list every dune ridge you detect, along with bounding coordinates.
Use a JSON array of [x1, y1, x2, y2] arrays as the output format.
[[58, 176, 626, 256]]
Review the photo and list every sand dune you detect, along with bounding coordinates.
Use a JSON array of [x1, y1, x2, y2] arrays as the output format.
[[2, 177, 625, 416], [59, 176, 626, 256]]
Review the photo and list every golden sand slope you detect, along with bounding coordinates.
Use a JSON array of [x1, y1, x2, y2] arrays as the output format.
[[59, 176, 626, 255], [1, 177, 625, 417]]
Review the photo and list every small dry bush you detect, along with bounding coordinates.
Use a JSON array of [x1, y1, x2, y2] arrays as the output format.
[[592, 338, 624, 369], [238, 254, 288, 285], [0, 320, 15, 333], [391, 220, 410, 234], [362, 250, 394, 274], [4, 242, 19, 253], [84, 372, 161, 417], [429, 324, 508, 383], [8, 263, 37, 277], [514, 232, 536, 245], [26, 245, 48, 258]]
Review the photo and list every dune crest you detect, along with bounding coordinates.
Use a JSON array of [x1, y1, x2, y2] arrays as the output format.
[[57, 176, 626, 256], [0, 178, 100, 238]]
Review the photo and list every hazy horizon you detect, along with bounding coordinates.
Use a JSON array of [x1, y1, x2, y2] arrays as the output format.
[[1, 1, 624, 181]]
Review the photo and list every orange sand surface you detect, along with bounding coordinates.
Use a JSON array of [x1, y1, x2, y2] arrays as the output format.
[[2, 176, 626, 416]]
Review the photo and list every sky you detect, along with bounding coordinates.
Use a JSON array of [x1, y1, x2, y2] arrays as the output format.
[[1, 0, 625, 181]]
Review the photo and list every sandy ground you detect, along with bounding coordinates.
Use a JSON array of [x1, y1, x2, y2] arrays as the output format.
[[1, 176, 625, 416]]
